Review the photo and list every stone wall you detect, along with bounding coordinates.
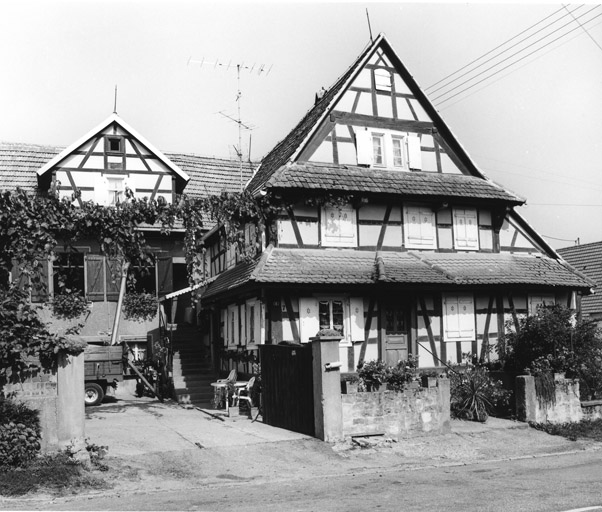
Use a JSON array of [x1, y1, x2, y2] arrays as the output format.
[[341, 379, 450, 439], [516, 374, 582, 424], [2, 352, 85, 451], [581, 400, 602, 421]]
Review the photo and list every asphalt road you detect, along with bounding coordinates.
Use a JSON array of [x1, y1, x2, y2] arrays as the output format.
[[13, 450, 602, 512]]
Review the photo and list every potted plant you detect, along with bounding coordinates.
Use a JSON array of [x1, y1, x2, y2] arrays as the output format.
[[340, 373, 359, 394], [357, 360, 388, 391]]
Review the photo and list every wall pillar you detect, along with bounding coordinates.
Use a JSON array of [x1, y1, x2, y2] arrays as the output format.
[[516, 375, 537, 422], [311, 337, 343, 442], [57, 351, 85, 446]]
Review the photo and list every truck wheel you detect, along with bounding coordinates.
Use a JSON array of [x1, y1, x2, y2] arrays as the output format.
[[84, 383, 104, 406]]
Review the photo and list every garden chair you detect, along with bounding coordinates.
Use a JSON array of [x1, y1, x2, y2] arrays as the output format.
[[231, 376, 255, 410]]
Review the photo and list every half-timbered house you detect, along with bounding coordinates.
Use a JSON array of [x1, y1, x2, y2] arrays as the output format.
[[200, 34, 593, 374]]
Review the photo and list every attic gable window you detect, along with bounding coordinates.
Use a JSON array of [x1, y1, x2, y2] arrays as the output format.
[[106, 136, 124, 155], [374, 68, 392, 92], [356, 129, 420, 171], [372, 134, 384, 166]]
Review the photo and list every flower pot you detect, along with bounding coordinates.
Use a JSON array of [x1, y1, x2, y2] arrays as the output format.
[[421, 376, 437, 388], [341, 381, 359, 394]]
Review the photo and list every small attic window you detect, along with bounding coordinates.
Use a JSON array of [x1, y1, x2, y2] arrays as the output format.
[[374, 68, 392, 92], [106, 136, 124, 154]]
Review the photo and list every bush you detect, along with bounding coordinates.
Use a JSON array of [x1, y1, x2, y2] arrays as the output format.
[[450, 365, 510, 422], [357, 360, 388, 390], [357, 356, 419, 392], [0, 395, 41, 467], [49, 292, 90, 320], [499, 304, 602, 400]]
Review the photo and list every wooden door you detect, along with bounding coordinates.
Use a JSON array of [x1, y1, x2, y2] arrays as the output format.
[[381, 302, 410, 365]]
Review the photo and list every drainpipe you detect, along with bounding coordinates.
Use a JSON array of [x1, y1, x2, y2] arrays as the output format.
[[110, 261, 130, 346]]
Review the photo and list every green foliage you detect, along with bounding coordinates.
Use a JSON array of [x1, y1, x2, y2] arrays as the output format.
[[530, 418, 602, 442], [357, 356, 419, 391], [357, 360, 388, 390], [315, 328, 342, 337], [122, 292, 158, 322], [498, 304, 602, 400], [0, 395, 41, 467], [49, 292, 90, 320], [450, 365, 510, 422]]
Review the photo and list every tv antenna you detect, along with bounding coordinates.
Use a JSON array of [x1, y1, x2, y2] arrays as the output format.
[[188, 58, 273, 191]]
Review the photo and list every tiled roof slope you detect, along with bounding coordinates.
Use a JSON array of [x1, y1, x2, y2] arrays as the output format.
[[0, 142, 252, 199], [245, 39, 375, 195], [416, 252, 594, 289], [266, 163, 523, 203], [203, 248, 593, 300], [558, 242, 602, 316]]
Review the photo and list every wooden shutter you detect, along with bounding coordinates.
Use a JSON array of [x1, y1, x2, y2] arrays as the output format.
[[105, 258, 122, 301], [254, 302, 262, 344], [420, 208, 435, 244], [10, 260, 27, 291], [407, 134, 422, 170], [86, 254, 105, 302], [454, 209, 479, 249], [444, 295, 475, 341], [299, 297, 320, 343], [529, 294, 555, 315], [349, 297, 365, 343], [355, 129, 373, 166], [157, 256, 173, 296], [31, 259, 49, 302]]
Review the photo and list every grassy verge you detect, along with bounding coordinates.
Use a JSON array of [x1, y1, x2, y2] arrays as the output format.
[[530, 418, 602, 442], [0, 451, 109, 497]]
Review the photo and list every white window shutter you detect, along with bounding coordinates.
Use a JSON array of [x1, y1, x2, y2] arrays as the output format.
[[94, 174, 109, 205], [221, 309, 227, 346], [465, 211, 478, 247], [454, 209, 479, 249], [420, 208, 435, 242], [407, 134, 422, 170], [233, 306, 239, 345], [458, 296, 475, 339], [254, 301, 262, 343], [355, 129, 373, 166], [240, 304, 246, 345], [444, 296, 461, 340], [338, 207, 355, 239], [405, 207, 422, 243], [349, 297, 365, 343], [299, 297, 320, 343]]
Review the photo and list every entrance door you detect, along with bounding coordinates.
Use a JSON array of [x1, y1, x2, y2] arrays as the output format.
[[381, 302, 410, 365]]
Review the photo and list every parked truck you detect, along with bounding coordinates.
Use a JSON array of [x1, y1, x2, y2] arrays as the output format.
[[84, 345, 124, 406]]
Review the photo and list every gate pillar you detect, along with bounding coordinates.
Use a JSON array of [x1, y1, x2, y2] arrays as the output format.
[[311, 336, 343, 442]]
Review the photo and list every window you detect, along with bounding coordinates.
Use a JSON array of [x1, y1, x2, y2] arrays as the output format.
[[404, 206, 436, 249], [355, 129, 420, 170], [245, 299, 262, 345], [52, 253, 85, 294], [106, 136, 124, 154], [319, 299, 345, 337], [372, 134, 384, 166], [443, 294, 475, 341], [321, 206, 357, 248], [107, 176, 125, 205], [129, 261, 156, 294], [226, 305, 239, 346], [529, 294, 555, 316], [453, 208, 479, 250], [374, 68, 392, 92]]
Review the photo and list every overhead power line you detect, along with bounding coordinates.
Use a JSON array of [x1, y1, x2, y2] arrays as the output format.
[[433, 8, 602, 105], [425, 5, 580, 95], [563, 3, 602, 53]]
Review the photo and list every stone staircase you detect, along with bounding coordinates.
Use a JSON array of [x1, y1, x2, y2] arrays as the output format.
[[170, 325, 217, 407]]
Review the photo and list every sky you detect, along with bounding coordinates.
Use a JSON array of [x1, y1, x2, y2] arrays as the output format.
[[0, 1, 601, 250]]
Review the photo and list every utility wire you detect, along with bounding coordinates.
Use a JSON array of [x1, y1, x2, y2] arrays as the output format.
[[437, 18, 602, 111], [528, 203, 602, 207], [563, 3, 602, 53], [433, 9, 602, 105], [426, 5, 582, 95], [542, 234, 580, 242]]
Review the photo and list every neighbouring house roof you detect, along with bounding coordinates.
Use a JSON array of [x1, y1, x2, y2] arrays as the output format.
[[265, 162, 523, 204], [0, 141, 253, 199], [202, 248, 594, 300], [558, 242, 602, 316]]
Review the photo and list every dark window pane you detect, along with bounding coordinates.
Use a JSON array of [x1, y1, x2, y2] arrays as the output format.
[[332, 300, 344, 336], [319, 301, 330, 330]]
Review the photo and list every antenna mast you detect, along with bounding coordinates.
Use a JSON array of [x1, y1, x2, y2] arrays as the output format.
[[188, 57, 273, 191]]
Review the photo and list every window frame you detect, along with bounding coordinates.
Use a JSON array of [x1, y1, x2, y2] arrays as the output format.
[[51, 252, 86, 296], [528, 294, 555, 316], [374, 68, 393, 92], [453, 207, 480, 251], [317, 297, 347, 342], [105, 135, 124, 155]]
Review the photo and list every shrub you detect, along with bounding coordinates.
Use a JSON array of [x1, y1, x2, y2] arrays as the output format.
[[122, 292, 158, 322], [499, 304, 602, 400], [450, 365, 510, 422], [0, 395, 41, 467], [357, 360, 388, 390]]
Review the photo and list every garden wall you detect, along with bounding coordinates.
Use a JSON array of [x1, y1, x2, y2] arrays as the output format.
[[516, 374, 582, 424], [341, 379, 451, 439], [2, 352, 85, 451], [581, 399, 602, 421]]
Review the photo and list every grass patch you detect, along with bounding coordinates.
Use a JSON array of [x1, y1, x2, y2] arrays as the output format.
[[0, 451, 109, 497], [530, 418, 602, 442]]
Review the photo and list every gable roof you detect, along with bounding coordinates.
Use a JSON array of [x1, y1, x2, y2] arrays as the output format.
[[558, 241, 602, 316], [266, 162, 523, 204], [246, 33, 507, 198], [0, 141, 253, 199], [36, 113, 190, 183]]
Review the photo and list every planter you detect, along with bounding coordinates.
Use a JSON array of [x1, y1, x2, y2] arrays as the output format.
[[421, 376, 437, 388], [341, 381, 359, 394]]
